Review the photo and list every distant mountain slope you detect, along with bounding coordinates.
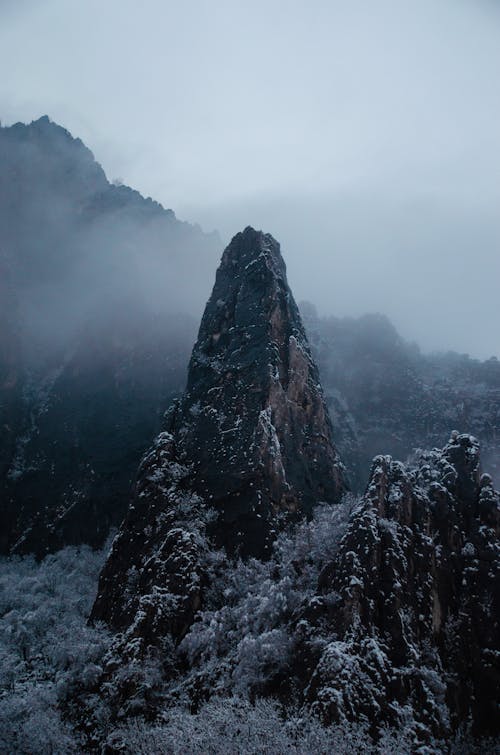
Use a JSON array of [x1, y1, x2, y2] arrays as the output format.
[[0, 115, 219, 346], [0, 116, 220, 555], [302, 306, 500, 491]]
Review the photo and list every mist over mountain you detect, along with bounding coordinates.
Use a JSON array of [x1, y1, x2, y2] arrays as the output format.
[[302, 306, 500, 491], [0, 115, 220, 355], [0, 116, 219, 554], [1, 117, 500, 550]]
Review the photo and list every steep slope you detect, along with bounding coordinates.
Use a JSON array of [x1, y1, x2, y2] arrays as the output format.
[[172, 227, 346, 553], [0, 116, 219, 555], [91, 227, 347, 645]]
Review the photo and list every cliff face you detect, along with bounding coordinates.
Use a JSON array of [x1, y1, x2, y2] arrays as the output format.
[[172, 228, 346, 554], [91, 227, 347, 643], [303, 433, 500, 741]]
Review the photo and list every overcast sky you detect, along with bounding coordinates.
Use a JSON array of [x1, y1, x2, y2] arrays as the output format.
[[1, 0, 499, 358]]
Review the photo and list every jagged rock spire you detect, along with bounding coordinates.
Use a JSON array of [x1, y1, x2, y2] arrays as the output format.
[[170, 226, 346, 552], [306, 433, 500, 740], [91, 227, 346, 640]]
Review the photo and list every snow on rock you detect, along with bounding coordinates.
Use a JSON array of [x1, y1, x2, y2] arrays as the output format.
[[302, 433, 499, 743]]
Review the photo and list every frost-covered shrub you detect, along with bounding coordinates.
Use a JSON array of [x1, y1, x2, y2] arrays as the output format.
[[180, 498, 353, 695], [106, 695, 371, 755], [0, 684, 80, 754], [277, 495, 356, 571], [0, 542, 112, 753], [106, 695, 483, 754], [1, 503, 497, 754]]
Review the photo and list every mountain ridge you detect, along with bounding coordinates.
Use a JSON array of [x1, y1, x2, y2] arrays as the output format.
[[0, 114, 220, 555]]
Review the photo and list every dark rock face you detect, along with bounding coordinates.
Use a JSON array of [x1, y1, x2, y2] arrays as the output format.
[[173, 228, 346, 554], [90, 431, 210, 650], [2, 312, 195, 556], [303, 433, 500, 742], [91, 227, 347, 642]]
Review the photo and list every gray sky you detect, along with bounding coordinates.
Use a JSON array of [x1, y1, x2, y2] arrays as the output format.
[[1, 0, 499, 358]]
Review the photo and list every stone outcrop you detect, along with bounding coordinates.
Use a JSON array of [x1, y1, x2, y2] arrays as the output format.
[[171, 227, 346, 554], [91, 227, 347, 644], [303, 432, 500, 742]]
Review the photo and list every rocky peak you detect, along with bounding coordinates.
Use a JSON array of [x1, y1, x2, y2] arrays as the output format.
[[306, 433, 499, 741], [218, 224, 287, 277], [0, 115, 108, 204], [171, 225, 346, 554], [91, 227, 346, 641]]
